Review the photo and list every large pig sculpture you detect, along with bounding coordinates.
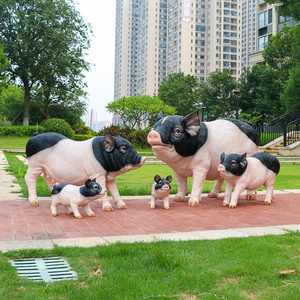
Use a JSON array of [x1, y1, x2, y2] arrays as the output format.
[[218, 152, 280, 208], [147, 111, 259, 207], [25, 133, 146, 210]]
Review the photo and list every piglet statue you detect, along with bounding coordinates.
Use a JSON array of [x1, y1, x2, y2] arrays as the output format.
[[149, 175, 172, 210], [218, 152, 280, 208], [51, 178, 106, 219]]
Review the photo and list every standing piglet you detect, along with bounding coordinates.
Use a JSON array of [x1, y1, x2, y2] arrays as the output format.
[[149, 175, 172, 210], [218, 152, 280, 208], [51, 178, 106, 219]]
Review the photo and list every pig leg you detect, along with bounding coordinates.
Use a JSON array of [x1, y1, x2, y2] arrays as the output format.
[[82, 204, 96, 217], [43, 170, 57, 191], [222, 182, 234, 206], [149, 196, 156, 209], [264, 178, 276, 205], [188, 169, 208, 206], [70, 202, 82, 219], [208, 178, 225, 198], [173, 171, 188, 202], [106, 179, 127, 209], [229, 184, 246, 208], [50, 198, 59, 216], [163, 197, 170, 210], [95, 177, 114, 211], [25, 166, 44, 206]]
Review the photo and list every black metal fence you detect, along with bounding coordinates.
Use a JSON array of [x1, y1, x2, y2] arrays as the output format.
[[257, 110, 300, 146]]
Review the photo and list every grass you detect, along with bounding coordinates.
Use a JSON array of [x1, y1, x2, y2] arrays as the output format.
[[4, 150, 300, 198], [0, 136, 33, 149], [1, 231, 300, 299]]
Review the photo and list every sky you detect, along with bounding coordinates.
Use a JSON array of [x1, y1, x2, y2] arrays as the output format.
[[75, 0, 116, 122]]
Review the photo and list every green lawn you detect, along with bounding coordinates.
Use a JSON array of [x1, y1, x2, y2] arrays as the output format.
[[1, 232, 300, 299]]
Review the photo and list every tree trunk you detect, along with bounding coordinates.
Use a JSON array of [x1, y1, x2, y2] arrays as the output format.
[[22, 78, 31, 126]]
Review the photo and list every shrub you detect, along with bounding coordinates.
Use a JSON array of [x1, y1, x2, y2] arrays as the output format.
[[41, 118, 74, 138], [128, 129, 150, 148], [0, 126, 45, 136]]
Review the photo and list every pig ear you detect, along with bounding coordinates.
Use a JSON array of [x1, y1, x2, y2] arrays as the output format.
[[85, 178, 92, 187], [154, 175, 161, 182], [166, 175, 172, 183], [184, 111, 200, 137], [240, 153, 247, 168], [92, 178, 97, 182], [220, 152, 226, 162], [156, 111, 164, 122], [104, 134, 116, 152]]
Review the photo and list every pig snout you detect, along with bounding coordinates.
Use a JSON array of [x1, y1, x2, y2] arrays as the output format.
[[218, 164, 226, 172], [147, 130, 162, 145], [162, 184, 170, 191]]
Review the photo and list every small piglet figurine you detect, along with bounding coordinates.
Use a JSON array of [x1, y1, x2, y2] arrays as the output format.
[[218, 152, 280, 208], [51, 178, 106, 218], [149, 175, 172, 209]]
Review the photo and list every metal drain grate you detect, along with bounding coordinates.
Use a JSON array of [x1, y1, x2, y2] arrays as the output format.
[[10, 257, 77, 282]]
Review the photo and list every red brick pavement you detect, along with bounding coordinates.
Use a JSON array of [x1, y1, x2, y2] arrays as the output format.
[[0, 193, 299, 242]]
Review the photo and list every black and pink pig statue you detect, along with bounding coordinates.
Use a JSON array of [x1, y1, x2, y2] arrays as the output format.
[[51, 178, 106, 218], [149, 175, 172, 210], [218, 152, 280, 208]]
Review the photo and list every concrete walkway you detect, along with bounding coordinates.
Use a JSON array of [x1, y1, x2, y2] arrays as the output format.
[[1, 150, 300, 252]]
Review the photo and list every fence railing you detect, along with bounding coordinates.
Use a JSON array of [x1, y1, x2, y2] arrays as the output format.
[[257, 110, 300, 146]]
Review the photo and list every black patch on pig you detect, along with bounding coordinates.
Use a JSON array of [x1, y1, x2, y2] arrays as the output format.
[[92, 135, 142, 172], [52, 184, 68, 195], [153, 113, 208, 157], [252, 152, 280, 174], [223, 118, 260, 146], [220, 153, 247, 176], [26, 132, 67, 158]]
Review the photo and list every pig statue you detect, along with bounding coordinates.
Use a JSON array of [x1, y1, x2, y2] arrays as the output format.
[[25, 133, 146, 210], [218, 152, 280, 208], [147, 111, 259, 207], [51, 178, 106, 219], [149, 175, 172, 210]]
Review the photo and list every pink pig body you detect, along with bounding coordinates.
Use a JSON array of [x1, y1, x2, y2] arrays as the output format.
[[218, 152, 280, 208]]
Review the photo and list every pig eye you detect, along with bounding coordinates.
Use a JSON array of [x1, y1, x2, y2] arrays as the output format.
[[231, 160, 236, 165], [93, 185, 98, 190], [120, 146, 127, 153], [173, 127, 183, 138]]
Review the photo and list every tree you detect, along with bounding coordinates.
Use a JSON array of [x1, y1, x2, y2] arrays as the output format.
[[0, 0, 92, 125], [158, 72, 200, 116], [0, 44, 9, 94], [238, 64, 284, 122], [199, 69, 237, 120], [265, 0, 300, 21], [106, 95, 176, 130], [281, 27, 300, 110]]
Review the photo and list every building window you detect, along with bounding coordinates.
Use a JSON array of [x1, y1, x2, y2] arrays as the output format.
[[258, 35, 268, 51], [259, 11, 267, 28]]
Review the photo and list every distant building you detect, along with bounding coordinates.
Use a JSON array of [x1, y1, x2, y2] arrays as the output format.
[[82, 110, 112, 132]]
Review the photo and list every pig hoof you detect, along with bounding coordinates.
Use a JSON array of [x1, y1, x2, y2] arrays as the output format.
[[150, 206, 155, 209], [188, 199, 200, 207], [173, 195, 184, 202], [229, 203, 237, 208], [52, 213, 58, 217], [89, 213, 96, 217], [207, 192, 218, 198], [264, 200, 272, 205], [246, 192, 257, 200], [103, 206, 113, 212], [222, 201, 229, 206], [30, 200, 39, 207], [75, 214, 83, 219], [119, 204, 127, 209], [164, 206, 170, 210]]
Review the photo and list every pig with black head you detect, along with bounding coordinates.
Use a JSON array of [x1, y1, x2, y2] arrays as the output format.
[[147, 111, 259, 207], [149, 175, 172, 210], [51, 178, 107, 218], [218, 152, 280, 208], [25, 133, 146, 210]]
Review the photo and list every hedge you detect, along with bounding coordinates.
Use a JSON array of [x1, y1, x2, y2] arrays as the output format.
[[0, 126, 45, 137]]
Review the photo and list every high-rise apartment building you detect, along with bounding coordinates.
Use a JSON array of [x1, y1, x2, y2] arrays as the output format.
[[114, 0, 243, 106]]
